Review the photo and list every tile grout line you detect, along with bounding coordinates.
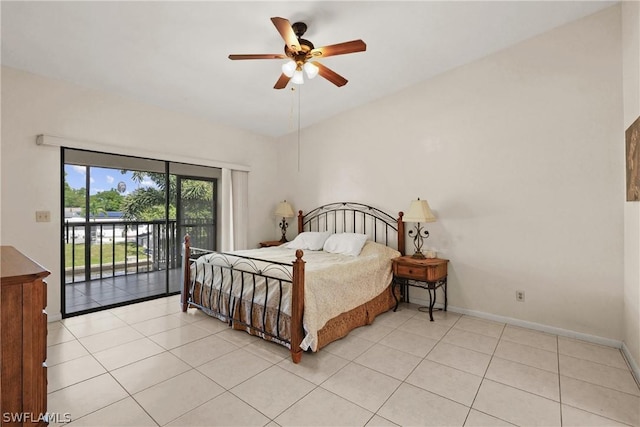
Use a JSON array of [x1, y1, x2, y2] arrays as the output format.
[[48, 298, 638, 427], [557, 334, 564, 426], [48, 333, 161, 425], [357, 309, 449, 424], [361, 308, 457, 425], [49, 309, 217, 426], [462, 320, 512, 427], [429, 312, 481, 427], [95, 320, 226, 426]]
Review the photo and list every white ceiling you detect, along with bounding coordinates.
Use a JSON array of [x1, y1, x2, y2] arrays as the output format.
[[1, 1, 616, 138]]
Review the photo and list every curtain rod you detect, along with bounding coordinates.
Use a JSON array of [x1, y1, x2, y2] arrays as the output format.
[[36, 133, 251, 172]]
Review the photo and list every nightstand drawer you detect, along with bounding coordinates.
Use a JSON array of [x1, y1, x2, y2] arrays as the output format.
[[394, 262, 447, 281], [395, 264, 429, 280]]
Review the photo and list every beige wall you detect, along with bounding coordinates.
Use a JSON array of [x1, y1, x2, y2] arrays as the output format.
[[0, 67, 280, 319], [622, 0, 640, 376], [278, 6, 625, 344]]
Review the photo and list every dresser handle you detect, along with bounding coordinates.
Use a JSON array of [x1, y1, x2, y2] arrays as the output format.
[[42, 309, 47, 315], [42, 361, 47, 368]]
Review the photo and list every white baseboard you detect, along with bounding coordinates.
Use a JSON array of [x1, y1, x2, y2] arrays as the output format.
[[47, 312, 62, 322], [622, 341, 640, 388], [410, 297, 640, 385], [410, 296, 623, 349]]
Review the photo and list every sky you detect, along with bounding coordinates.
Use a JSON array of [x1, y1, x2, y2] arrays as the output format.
[[64, 165, 157, 195]]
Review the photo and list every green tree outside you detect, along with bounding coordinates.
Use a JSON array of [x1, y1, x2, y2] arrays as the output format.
[[63, 169, 215, 270], [64, 171, 85, 208], [121, 172, 213, 222], [64, 170, 213, 222]]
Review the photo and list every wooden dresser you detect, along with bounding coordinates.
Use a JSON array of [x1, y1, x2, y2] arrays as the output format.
[[1, 246, 49, 426]]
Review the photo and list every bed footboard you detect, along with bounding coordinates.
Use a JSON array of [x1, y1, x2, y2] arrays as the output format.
[[181, 235, 306, 363]]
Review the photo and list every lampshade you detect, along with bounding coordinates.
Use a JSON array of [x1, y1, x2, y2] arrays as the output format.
[[291, 70, 304, 85], [274, 200, 295, 218], [281, 60, 296, 78], [304, 62, 319, 79], [403, 198, 436, 223]]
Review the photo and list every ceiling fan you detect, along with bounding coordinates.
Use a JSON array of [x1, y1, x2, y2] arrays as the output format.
[[228, 17, 366, 89]]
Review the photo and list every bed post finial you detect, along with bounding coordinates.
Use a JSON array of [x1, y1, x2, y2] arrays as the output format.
[[297, 210, 304, 233], [397, 212, 405, 256]]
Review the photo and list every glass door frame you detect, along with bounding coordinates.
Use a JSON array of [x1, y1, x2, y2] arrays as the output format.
[[60, 148, 219, 318], [175, 174, 217, 269]]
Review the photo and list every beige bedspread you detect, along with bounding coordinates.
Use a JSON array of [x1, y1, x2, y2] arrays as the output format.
[[191, 241, 400, 351]]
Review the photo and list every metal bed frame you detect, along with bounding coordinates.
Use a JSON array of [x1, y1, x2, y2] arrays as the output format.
[[181, 202, 405, 363]]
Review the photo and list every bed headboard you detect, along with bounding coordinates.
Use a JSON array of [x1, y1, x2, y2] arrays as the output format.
[[297, 202, 405, 255]]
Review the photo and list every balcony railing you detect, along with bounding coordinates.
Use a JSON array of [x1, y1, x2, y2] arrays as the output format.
[[64, 218, 214, 284]]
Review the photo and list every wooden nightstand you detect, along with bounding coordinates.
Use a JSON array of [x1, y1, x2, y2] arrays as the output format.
[[259, 240, 284, 248], [392, 256, 449, 321]]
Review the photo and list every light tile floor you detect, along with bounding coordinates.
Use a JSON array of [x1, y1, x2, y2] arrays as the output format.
[[47, 295, 640, 426]]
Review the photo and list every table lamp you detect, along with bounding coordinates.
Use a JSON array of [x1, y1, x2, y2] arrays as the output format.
[[402, 198, 436, 259], [274, 200, 295, 242]]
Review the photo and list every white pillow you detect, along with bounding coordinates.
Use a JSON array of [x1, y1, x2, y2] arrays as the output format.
[[322, 233, 368, 256], [285, 231, 332, 251]]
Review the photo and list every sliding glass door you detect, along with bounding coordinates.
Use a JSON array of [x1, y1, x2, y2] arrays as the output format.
[[176, 176, 216, 256], [62, 149, 219, 317]]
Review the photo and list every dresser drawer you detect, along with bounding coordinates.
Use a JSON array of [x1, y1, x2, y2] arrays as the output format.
[[42, 279, 47, 308]]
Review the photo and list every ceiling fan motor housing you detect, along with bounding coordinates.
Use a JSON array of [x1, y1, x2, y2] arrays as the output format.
[[285, 22, 315, 63], [286, 39, 314, 55], [292, 22, 307, 38]]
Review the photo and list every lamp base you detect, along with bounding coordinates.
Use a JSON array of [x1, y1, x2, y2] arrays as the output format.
[[408, 223, 430, 260], [278, 217, 289, 244]]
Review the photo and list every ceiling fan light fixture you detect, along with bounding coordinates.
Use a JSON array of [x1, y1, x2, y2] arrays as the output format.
[[303, 62, 319, 79], [228, 17, 365, 89], [282, 60, 296, 77], [292, 69, 304, 85]]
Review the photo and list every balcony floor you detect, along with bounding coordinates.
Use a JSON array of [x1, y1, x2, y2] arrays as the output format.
[[65, 267, 182, 315]]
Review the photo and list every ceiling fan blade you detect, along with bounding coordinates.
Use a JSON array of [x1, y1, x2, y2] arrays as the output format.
[[310, 40, 366, 58], [314, 62, 348, 87], [271, 17, 301, 53], [228, 54, 287, 60], [274, 73, 291, 89]]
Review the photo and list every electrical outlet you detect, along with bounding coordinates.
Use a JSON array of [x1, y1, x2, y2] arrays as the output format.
[[35, 210, 50, 222], [516, 290, 525, 302]]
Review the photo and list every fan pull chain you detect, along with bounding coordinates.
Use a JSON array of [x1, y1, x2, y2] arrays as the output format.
[[289, 87, 296, 132], [297, 85, 301, 173], [287, 86, 301, 172]]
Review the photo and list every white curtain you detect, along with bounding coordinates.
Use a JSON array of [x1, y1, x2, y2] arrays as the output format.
[[220, 168, 233, 251], [220, 168, 249, 251], [231, 170, 249, 250]]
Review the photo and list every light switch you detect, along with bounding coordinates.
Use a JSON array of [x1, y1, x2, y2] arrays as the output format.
[[35, 211, 50, 222]]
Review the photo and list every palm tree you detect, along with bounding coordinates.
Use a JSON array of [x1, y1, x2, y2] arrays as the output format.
[[121, 172, 213, 221]]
